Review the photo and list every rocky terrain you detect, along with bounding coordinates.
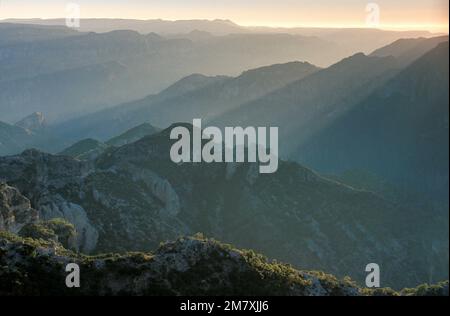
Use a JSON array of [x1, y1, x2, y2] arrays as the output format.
[[0, 125, 447, 288], [0, 183, 38, 233], [0, 231, 448, 296]]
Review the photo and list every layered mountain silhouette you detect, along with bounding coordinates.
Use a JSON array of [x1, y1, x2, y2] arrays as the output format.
[[295, 42, 449, 207], [4, 19, 247, 36], [0, 124, 447, 288], [54, 61, 319, 142], [5, 18, 434, 53], [370, 35, 449, 66], [0, 23, 79, 46], [209, 39, 448, 206], [212, 53, 401, 146], [0, 25, 340, 122], [0, 21, 438, 122]]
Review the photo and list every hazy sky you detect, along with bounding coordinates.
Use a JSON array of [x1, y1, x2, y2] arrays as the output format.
[[0, 0, 448, 32]]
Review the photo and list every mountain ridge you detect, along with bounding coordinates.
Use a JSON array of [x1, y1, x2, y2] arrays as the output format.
[[295, 41, 449, 206], [0, 124, 447, 288], [1, 231, 448, 296], [53, 61, 320, 143]]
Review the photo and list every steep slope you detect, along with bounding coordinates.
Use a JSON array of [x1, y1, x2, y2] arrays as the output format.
[[2, 232, 447, 296], [106, 123, 161, 147], [0, 126, 447, 288], [125, 61, 320, 128], [55, 61, 319, 142], [370, 35, 449, 66], [296, 42, 449, 208], [212, 53, 401, 154], [58, 123, 161, 160], [0, 150, 98, 252], [59, 139, 109, 161]]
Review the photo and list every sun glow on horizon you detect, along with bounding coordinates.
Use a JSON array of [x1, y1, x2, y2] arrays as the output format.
[[0, 1, 448, 33]]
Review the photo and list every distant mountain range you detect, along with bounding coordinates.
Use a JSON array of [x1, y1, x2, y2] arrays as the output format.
[[3, 19, 247, 36], [0, 23, 79, 46], [55, 61, 319, 142], [55, 35, 447, 146], [4, 18, 436, 53], [0, 21, 440, 122], [0, 23, 339, 122]]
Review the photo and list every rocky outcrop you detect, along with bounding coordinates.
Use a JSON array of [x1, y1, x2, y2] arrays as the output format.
[[0, 150, 97, 252], [39, 198, 98, 253], [15, 112, 46, 132], [128, 166, 181, 217], [0, 182, 38, 233]]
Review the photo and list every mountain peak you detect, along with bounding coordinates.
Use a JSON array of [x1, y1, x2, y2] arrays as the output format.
[[15, 112, 46, 132]]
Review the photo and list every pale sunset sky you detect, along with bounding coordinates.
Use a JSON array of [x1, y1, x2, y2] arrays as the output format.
[[0, 0, 448, 32]]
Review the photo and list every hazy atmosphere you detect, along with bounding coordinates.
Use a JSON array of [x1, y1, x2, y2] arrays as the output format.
[[0, 0, 448, 298], [1, 0, 449, 31]]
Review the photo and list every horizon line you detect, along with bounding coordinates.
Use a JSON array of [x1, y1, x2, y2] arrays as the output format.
[[1, 17, 448, 34]]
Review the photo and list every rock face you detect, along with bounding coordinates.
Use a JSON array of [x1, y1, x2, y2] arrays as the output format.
[[1, 232, 447, 296], [0, 129, 448, 289], [0, 182, 38, 233], [39, 199, 98, 253], [0, 149, 98, 253]]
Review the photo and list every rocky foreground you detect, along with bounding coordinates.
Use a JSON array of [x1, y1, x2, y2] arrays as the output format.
[[0, 231, 448, 296]]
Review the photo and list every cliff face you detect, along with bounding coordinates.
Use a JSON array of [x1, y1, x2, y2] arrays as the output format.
[[0, 181, 78, 251], [0, 182, 38, 233], [0, 149, 98, 253]]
